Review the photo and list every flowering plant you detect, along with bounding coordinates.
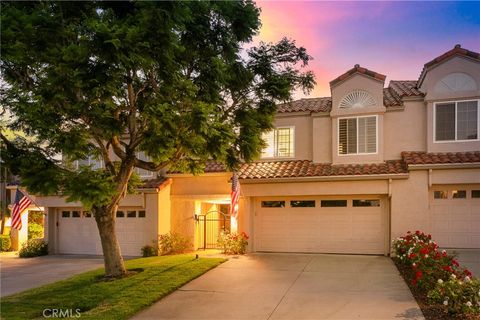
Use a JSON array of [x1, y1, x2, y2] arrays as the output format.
[[428, 275, 480, 315], [218, 231, 248, 254], [392, 231, 470, 290]]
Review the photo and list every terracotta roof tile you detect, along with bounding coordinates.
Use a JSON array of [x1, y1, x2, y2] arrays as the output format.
[[418, 45, 480, 86], [277, 97, 331, 113], [204, 161, 227, 172], [389, 81, 424, 97], [402, 151, 480, 165], [330, 64, 386, 87], [140, 177, 172, 189], [237, 160, 407, 179]]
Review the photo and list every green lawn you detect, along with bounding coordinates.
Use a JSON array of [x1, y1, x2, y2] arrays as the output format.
[[1, 255, 225, 320]]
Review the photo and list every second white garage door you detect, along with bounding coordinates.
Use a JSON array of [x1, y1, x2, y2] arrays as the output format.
[[255, 196, 386, 254], [57, 208, 156, 256], [430, 186, 480, 248]]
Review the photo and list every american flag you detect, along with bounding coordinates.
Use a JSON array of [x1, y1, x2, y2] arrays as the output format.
[[229, 172, 240, 218], [11, 189, 32, 230]]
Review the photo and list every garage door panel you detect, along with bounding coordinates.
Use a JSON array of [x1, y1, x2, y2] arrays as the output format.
[[58, 209, 153, 256], [430, 186, 480, 249], [256, 196, 385, 255]]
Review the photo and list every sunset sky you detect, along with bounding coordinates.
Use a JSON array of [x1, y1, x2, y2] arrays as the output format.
[[253, 1, 480, 98]]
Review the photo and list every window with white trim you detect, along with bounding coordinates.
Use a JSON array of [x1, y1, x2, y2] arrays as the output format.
[[435, 100, 478, 141], [75, 155, 103, 170], [261, 127, 294, 158], [338, 116, 377, 155], [135, 151, 154, 178]]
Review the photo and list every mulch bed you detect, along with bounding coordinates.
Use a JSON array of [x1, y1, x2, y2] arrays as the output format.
[[393, 259, 480, 320]]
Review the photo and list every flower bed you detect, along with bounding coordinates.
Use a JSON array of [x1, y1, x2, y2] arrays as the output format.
[[392, 231, 479, 320]]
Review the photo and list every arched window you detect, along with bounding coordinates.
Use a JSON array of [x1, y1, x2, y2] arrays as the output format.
[[434, 72, 477, 93], [339, 90, 376, 109]]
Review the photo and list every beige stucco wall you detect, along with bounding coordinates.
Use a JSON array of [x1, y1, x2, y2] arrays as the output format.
[[170, 174, 231, 196], [35, 193, 145, 208], [157, 185, 171, 236], [312, 115, 332, 163], [430, 168, 480, 184], [272, 114, 313, 160], [384, 100, 427, 159], [390, 170, 430, 244], [240, 179, 391, 197]]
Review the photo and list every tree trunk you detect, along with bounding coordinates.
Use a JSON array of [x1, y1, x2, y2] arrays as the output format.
[[94, 206, 126, 277]]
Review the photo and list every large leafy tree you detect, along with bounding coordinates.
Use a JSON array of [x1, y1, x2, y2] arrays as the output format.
[[1, 1, 315, 276]]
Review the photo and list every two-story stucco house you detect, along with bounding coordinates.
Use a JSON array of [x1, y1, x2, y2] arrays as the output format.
[[13, 45, 479, 256]]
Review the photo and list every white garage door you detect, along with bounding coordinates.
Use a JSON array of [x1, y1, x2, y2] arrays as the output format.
[[58, 208, 155, 256], [430, 186, 480, 248], [255, 196, 386, 255]]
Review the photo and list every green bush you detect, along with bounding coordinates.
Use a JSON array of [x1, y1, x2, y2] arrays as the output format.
[[218, 231, 248, 255], [141, 244, 157, 257], [19, 239, 48, 258], [428, 276, 480, 315], [28, 222, 44, 239], [158, 232, 191, 255], [1, 235, 11, 252]]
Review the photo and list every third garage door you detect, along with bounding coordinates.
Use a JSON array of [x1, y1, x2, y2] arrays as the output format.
[[255, 196, 386, 254]]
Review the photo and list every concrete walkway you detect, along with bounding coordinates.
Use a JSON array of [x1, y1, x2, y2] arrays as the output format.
[[133, 253, 423, 320], [0, 254, 104, 297]]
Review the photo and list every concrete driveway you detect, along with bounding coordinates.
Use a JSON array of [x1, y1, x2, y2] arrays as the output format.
[[446, 249, 480, 277], [0, 254, 104, 297], [133, 253, 423, 320]]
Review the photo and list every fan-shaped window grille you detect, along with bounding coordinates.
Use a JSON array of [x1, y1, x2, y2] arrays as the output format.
[[339, 90, 376, 108]]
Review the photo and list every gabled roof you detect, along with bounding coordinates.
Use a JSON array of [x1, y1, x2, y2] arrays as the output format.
[[277, 97, 331, 113], [402, 151, 480, 166], [417, 45, 480, 87], [330, 64, 386, 87], [237, 160, 407, 179], [279, 80, 423, 112]]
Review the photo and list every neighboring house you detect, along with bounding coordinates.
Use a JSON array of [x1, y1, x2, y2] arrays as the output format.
[[12, 44, 480, 256]]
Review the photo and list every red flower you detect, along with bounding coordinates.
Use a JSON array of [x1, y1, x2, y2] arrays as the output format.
[[241, 231, 249, 240], [415, 270, 423, 280], [409, 253, 416, 259], [464, 269, 472, 277], [452, 259, 459, 267], [420, 248, 429, 255]]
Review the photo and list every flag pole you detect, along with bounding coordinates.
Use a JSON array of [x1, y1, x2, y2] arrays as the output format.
[[15, 187, 44, 213]]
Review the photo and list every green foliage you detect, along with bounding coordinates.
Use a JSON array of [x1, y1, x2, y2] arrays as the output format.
[[28, 222, 43, 239], [141, 244, 158, 257], [218, 231, 249, 254], [19, 239, 48, 258], [0, 255, 225, 320], [158, 232, 191, 255], [1, 235, 11, 251], [1, 1, 314, 271], [428, 276, 480, 315]]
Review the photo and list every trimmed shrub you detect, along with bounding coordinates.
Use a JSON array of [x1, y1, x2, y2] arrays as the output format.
[[218, 231, 248, 255], [1, 235, 11, 252], [28, 222, 44, 239], [19, 239, 48, 258], [158, 232, 191, 255], [141, 244, 157, 257]]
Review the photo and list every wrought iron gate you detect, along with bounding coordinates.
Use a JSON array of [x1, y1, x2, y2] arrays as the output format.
[[196, 210, 231, 249]]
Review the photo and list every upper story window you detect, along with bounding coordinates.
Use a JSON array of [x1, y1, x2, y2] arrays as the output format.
[[74, 155, 103, 170], [261, 127, 294, 158], [339, 90, 376, 109], [135, 151, 154, 178], [435, 100, 478, 142], [338, 116, 377, 155]]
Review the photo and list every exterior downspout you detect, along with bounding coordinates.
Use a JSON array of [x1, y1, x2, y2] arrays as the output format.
[[387, 179, 392, 256]]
